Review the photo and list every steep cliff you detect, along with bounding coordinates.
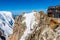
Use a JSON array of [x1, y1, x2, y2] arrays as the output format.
[[9, 11, 60, 40]]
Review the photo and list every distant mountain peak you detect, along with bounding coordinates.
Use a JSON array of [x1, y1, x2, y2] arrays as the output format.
[[0, 11, 14, 39]]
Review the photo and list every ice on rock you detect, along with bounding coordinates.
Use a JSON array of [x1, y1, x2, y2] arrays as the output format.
[[20, 11, 37, 40]]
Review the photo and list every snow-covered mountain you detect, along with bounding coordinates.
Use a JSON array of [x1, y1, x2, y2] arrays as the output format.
[[8, 11, 42, 40], [8, 11, 60, 40], [0, 11, 14, 38], [20, 11, 39, 40]]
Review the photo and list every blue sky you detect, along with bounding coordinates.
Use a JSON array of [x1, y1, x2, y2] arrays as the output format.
[[0, 0, 60, 15]]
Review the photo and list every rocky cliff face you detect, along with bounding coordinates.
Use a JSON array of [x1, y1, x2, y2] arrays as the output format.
[[8, 11, 60, 40]]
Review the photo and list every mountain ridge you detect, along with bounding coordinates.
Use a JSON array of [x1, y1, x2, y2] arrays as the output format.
[[8, 11, 60, 40]]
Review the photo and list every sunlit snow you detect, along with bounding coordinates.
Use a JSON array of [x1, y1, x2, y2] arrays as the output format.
[[20, 11, 37, 40], [0, 11, 14, 36]]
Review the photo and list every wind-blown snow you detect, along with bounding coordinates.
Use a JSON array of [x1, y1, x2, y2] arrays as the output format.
[[0, 11, 14, 36], [20, 11, 37, 40]]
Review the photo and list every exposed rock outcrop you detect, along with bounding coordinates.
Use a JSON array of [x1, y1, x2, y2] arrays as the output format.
[[8, 11, 60, 40]]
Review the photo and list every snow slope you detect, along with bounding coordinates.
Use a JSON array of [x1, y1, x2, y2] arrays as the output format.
[[20, 11, 38, 40], [0, 11, 14, 36]]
